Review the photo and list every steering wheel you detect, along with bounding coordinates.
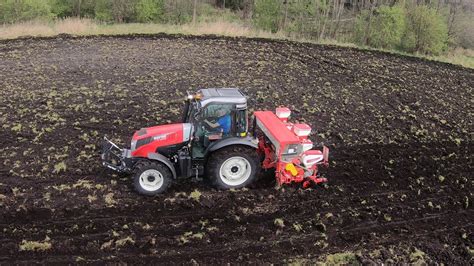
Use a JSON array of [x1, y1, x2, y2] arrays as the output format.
[[203, 120, 215, 131], [201, 113, 219, 130]]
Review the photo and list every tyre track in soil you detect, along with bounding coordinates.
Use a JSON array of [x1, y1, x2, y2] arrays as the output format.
[[0, 193, 461, 235], [1, 194, 462, 261], [1, 209, 470, 263], [0, 232, 326, 263], [3, 139, 469, 204], [0, 34, 472, 263], [0, 199, 470, 263], [1, 140, 471, 263], [1, 168, 466, 230]]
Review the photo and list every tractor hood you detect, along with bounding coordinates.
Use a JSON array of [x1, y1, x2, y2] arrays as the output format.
[[130, 123, 192, 157]]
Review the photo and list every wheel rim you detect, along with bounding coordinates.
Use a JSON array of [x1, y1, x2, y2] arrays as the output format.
[[139, 169, 164, 191], [219, 156, 252, 186]]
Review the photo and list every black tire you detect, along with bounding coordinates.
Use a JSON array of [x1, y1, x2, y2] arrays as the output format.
[[132, 160, 172, 196], [206, 146, 260, 190]]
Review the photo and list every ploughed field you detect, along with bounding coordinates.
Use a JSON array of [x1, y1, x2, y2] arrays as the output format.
[[0, 34, 472, 264]]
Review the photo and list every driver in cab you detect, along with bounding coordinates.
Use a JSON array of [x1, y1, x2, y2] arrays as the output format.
[[204, 108, 231, 134]]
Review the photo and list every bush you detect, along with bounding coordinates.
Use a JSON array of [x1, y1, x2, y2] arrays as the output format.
[[94, 0, 113, 22], [94, 0, 135, 23], [253, 0, 281, 33], [354, 5, 405, 49], [401, 5, 448, 55], [215, 0, 246, 10], [285, 0, 318, 36], [371, 5, 405, 49], [452, 11, 474, 49], [0, 0, 53, 23], [354, 10, 370, 45], [50, 0, 74, 18], [50, 0, 95, 18], [135, 0, 164, 23], [162, 0, 192, 24], [197, 3, 240, 23]]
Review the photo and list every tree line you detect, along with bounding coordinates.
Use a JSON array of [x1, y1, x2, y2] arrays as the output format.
[[0, 0, 203, 24], [252, 0, 472, 55], [0, 0, 472, 55]]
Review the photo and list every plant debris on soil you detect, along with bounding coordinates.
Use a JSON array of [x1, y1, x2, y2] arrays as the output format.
[[0, 34, 472, 264]]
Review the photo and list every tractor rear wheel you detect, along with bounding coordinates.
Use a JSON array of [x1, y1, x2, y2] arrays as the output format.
[[207, 146, 260, 190], [133, 160, 172, 196]]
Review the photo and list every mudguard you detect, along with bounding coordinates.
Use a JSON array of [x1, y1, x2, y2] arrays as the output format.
[[146, 152, 178, 179], [206, 136, 258, 156]]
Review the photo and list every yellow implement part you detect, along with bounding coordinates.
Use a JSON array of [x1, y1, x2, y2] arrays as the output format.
[[285, 163, 298, 176]]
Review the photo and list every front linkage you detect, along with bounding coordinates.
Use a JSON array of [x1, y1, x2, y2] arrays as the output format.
[[101, 137, 134, 173]]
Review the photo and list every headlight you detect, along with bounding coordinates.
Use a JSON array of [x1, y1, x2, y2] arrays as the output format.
[[131, 139, 137, 150]]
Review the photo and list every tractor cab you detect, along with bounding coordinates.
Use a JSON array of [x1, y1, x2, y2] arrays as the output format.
[[183, 88, 249, 158]]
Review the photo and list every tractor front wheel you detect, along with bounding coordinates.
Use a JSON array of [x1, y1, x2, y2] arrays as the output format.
[[133, 160, 172, 196], [207, 146, 260, 190]]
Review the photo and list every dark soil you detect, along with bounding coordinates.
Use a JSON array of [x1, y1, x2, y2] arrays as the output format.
[[0, 34, 472, 264]]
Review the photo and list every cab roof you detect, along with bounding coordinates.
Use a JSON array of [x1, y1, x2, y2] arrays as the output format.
[[199, 88, 247, 108]]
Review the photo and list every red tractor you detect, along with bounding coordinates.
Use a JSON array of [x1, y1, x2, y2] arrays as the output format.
[[101, 88, 329, 195]]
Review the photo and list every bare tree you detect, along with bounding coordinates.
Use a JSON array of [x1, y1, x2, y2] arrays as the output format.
[[363, 0, 377, 45], [330, 0, 345, 39], [447, 0, 462, 38], [77, 0, 82, 17], [242, 0, 254, 20], [319, 0, 331, 40], [112, 0, 133, 23], [193, 0, 198, 24]]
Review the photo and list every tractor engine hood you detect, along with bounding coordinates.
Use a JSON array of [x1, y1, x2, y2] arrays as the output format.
[[130, 123, 192, 158]]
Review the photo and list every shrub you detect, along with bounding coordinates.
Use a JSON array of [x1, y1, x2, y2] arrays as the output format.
[[354, 10, 370, 45], [452, 11, 474, 49], [401, 5, 448, 55], [50, 0, 95, 18], [253, 0, 281, 33], [94, 0, 136, 23], [135, 0, 164, 23], [162, 0, 192, 24], [354, 5, 405, 49], [371, 5, 405, 49], [0, 0, 53, 23], [50, 0, 74, 18], [285, 0, 319, 36], [197, 3, 240, 23], [94, 0, 113, 22]]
